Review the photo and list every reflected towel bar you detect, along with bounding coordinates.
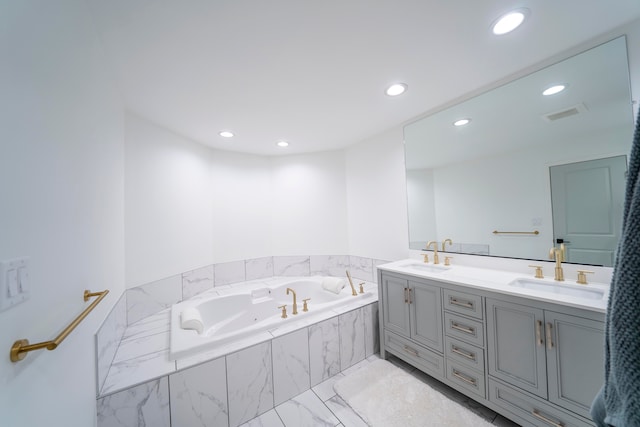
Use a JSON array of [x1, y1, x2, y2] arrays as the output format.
[[493, 230, 539, 235], [9, 289, 109, 363]]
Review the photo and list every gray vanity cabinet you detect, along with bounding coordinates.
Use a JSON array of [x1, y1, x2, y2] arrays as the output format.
[[487, 298, 605, 421], [486, 299, 548, 398], [381, 272, 443, 352]]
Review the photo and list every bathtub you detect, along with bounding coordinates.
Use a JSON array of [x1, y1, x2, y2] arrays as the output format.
[[169, 276, 373, 360]]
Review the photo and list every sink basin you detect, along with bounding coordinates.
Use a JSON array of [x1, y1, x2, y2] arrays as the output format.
[[401, 262, 450, 274], [508, 278, 606, 300]]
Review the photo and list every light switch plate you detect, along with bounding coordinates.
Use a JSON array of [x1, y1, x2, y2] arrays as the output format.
[[0, 257, 30, 312]]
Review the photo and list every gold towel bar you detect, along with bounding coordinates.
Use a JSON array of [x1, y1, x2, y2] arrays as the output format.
[[492, 230, 539, 235], [10, 289, 109, 363]]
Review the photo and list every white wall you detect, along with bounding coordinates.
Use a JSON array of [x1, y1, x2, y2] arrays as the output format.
[[345, 127, 409, 261], [125, 117, 350, 285], [125, 113, 214, 287], [271, 151, 349, 256], [0, 2, 125, 426]]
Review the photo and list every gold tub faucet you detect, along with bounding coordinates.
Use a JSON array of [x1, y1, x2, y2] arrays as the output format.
[[286, 288, 298, 314]]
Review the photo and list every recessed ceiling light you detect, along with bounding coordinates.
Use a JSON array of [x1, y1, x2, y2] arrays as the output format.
[[542, 85, 566, 96], [453, 118, 471, 127], [276, 141, 289, 148], [385, 83, 408, 96], [492, 9, 528, 35], [219, 131, 234, 138]]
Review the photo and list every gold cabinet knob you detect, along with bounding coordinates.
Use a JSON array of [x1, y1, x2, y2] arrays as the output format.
[[278, 305, 288, 318], [576, 270, 594, 285], [302, 299, 310, 312], [529, 265, 544, 279], [444, 256, 453, 266]]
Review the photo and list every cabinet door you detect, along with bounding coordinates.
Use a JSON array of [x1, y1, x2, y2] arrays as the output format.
[[409, 280, 443, 352], [381, 274, 410, 337], [487, 299, 547, 398], [545, 311, 605, 418]]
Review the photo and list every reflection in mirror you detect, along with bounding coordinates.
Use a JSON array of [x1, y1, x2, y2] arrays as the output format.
[[404, 36, 633, 266]]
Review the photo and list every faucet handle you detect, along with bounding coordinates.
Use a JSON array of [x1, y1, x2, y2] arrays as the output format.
[[444, 256, 453, 266], [423, 253, 429, 263], [358, 282, 365, 293], [278, 305, 288, 319], [528, 265, 544, 279], [576, 270, 594, 285], [302, 298, 310, 312]]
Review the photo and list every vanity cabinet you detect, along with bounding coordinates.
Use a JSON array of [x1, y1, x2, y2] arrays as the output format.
[[378, 266, 605, 427], [380, 272, 444, 377], [487, 298, 605, 421]]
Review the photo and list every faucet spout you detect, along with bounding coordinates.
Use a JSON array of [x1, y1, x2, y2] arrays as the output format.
[[345, 270, 358, 296], [549, 247, 564, 281], [286, 288, 298, 314], [426, 240, 439, 264]]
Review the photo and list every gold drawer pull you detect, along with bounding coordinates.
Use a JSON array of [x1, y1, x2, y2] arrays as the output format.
[[451, 322, 475, 335], [403, 345, 419, 357], [451, 346, 476, 361], [404, 287, 408, 303], [452, 369, 477, 386], [532, 410, 564, 427], [546, 322, 554, 350], [536, 320, 543, 346], [450, 297, 474, 309]]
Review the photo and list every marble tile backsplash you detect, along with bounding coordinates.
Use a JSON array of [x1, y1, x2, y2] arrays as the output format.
[[123, 255, 387, 325]]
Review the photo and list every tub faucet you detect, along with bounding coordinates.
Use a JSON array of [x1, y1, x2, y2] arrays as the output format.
[[549, 247, 564, 281], [426, 241, 439, 264], [286, 288, 298, 314], [345, 270, 358, 296]]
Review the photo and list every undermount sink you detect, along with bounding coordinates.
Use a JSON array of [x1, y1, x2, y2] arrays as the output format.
[[401, 262, 450, 274], [508, 278, 606, 300]]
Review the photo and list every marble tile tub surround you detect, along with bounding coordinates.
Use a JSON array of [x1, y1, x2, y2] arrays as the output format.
[[95, 292, 127, 395], [97, 301, 379, 427], [123, 254, 388, 326]]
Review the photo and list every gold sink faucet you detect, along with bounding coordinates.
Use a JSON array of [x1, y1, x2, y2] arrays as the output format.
[[549, 247, 564, 281], [426, 240, 439, 264], [442, 238, 453, 251], [286, 288, 298, 314]]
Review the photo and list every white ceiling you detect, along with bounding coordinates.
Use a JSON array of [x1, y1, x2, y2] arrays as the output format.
[[87, 1, 640, 156]]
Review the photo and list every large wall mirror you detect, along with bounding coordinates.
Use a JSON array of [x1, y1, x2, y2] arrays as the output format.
[[404, 36, 633, 267]]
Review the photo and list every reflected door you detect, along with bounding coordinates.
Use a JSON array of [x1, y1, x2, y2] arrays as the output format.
[[550, 155, 627, 266]]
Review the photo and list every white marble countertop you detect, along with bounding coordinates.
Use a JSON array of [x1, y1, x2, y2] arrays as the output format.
[[378, 259, 609, 313]]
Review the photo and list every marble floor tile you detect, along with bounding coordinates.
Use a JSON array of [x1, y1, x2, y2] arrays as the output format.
[[324, 395, 368, 427], [339, 358, 370, 377], [275, 390, 339, 427], [311, 373, 344, 402], [239, 409, 285, 427]]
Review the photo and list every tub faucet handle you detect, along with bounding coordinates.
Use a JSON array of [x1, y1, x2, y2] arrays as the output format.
[[302, 298, 310, 312], [278, 305, 288, 319], [359, 282, 365, 294]]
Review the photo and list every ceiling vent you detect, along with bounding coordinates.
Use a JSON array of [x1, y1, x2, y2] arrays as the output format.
[[542, 103, 588, 122]]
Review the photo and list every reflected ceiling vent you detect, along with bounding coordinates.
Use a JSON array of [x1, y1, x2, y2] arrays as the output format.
[[542, 103, 588, 122]]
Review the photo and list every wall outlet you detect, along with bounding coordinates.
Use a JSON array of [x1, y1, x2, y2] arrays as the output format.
[[0, 257, 30, 312]]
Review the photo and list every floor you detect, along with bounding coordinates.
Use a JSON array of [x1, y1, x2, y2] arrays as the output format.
[[240, 353, 521, 427]]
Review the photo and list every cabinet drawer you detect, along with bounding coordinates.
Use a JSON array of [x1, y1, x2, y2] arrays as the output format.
[[488, 378, 593, 427], [384, 330, 444, 378], [445, 336, 485, 372], [445, 360, 485, 399], [444, 312, 485, 348], [443, 289, 483, 319]]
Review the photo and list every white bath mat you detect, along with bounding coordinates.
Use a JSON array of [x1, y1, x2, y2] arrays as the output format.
[[334, 359, 495, 427]]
